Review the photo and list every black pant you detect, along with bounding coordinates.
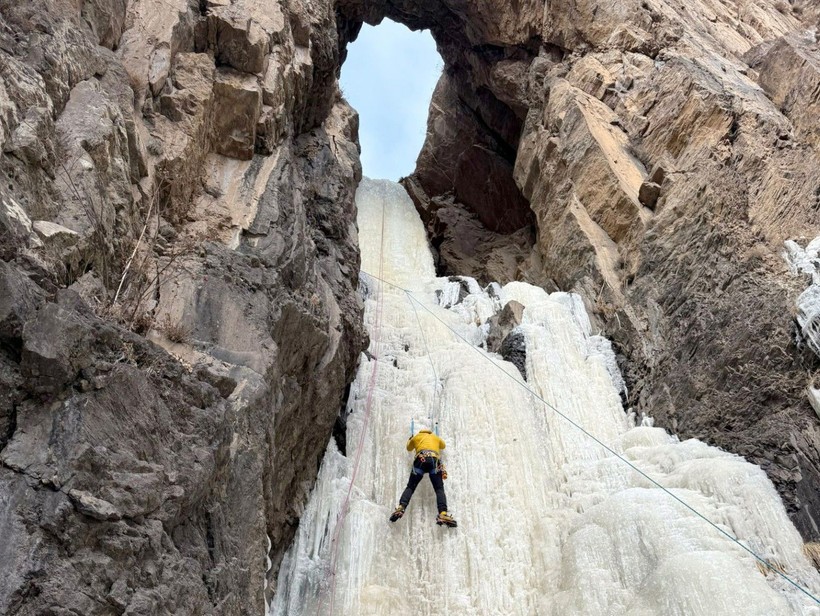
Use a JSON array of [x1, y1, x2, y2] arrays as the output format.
[[399, 456, 447, 513]]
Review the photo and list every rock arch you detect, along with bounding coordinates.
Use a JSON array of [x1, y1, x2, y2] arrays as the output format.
[[1, 0, 820, 613]]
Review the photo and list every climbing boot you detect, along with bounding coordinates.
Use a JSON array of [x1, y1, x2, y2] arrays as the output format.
[[436, 511, 457, 527], [389, 505, 405, 522]]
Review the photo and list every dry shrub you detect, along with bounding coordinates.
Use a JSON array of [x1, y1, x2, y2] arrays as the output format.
[[132, 312, 155, 335], [755, 558, 788, 577], [804, 542, 820, 571], [158, 314, 191, 344]]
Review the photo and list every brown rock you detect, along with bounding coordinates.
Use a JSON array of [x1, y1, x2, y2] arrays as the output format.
[[212, 68, 262, 160], [154, 53, 217, 220], [208, 0, 287, 75], [413, 73, 532, 235], [255, 104, 281, 155], [638, 181, 661, 210], [373, 0, 820, 546], [208, 6, 270, 74], [148, 45, 171, 96], [747, 32, 820, 149], [2, 0, 820, 613], [0, 1, 363, 614]]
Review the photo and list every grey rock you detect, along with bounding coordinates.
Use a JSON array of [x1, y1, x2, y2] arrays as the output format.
[[0, 196, 36, 246], [68, 489, 122, 521], [21, 303, 94, 395], [0, 262, 45, 450], [0, 261, 46, 343], [486, 300, 525, 353], [500, 330, 527, 380]]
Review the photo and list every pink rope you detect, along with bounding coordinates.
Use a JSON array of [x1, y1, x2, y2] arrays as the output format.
[[317, 199, 387, 616]]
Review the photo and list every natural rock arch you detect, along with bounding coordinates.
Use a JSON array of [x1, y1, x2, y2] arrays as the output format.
[[0, 0, 819, 613]]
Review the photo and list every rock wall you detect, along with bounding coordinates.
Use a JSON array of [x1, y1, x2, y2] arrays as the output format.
[[0, 0, 365, 613]]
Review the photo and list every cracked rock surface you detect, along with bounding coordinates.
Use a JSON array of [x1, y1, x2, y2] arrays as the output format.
[[0, 0, 365, 612]]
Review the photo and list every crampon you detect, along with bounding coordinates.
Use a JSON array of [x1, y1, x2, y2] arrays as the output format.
[[436, 511, 457, 527], [389, 505, 405, 522]]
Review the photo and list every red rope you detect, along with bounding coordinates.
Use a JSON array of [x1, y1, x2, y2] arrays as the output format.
[[317, 197, 387, 616]]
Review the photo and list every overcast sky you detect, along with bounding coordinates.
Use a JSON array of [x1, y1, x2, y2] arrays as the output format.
[[340, 20, 442, 181]]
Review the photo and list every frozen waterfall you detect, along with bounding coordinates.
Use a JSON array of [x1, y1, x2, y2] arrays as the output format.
[[271, 178, 820, 615]]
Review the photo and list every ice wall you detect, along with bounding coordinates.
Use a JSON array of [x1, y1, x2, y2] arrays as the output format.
[[272, 178, 820, 615]]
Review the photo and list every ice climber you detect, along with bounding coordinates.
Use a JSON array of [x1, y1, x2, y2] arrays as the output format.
[[389, 427, 457, 527]]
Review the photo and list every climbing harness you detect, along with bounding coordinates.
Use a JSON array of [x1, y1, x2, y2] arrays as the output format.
[[360, 269, 820, 606]]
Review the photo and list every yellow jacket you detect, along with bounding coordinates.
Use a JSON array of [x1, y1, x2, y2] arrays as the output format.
[[407, 429, 445, 455]]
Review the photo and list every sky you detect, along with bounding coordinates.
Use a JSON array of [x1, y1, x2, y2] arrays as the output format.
[[340, 20, 443, 181]]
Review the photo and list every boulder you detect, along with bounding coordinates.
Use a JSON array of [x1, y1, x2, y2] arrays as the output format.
[[638, 181, 661, 210], [32, 221, 81, 251], [210, 13, 268, 74], [68, 489, 122, 521]]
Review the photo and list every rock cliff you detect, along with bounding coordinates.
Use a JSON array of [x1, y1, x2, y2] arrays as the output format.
[[0, 0, 365, 612], [2, 0, 820, 613]]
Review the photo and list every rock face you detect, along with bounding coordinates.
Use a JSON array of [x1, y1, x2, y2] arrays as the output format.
[[3, 0, 820, 613], [0, 0, 365, 613]]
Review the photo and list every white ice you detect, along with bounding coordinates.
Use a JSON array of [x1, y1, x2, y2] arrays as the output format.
[[272, 178, 820, 615], [784, 237, 820, 360]]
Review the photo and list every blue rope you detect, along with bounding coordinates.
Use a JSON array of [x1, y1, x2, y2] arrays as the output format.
[[360, 270, 820, 605]]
